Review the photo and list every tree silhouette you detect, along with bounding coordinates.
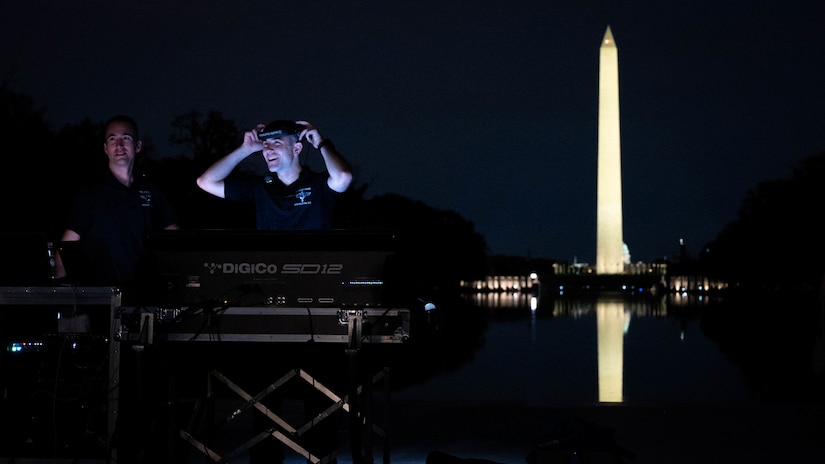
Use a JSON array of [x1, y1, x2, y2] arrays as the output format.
[[701, 151, 825, 292], [0, 84, 57, 237], [159, 110, 255, 228], [169, 110, 241, 162], [346, 193, 489, 295]]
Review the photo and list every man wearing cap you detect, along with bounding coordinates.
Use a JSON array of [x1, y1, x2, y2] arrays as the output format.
[[195, 119, 352, 463], [196, 119, 352, 229]]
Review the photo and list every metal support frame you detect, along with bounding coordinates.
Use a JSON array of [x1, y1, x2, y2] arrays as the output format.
[[182, 366, 390, 464], [127, 307, 395, 463]]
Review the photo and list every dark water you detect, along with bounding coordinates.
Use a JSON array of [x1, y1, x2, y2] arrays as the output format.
[[389, 290, 824, 407]]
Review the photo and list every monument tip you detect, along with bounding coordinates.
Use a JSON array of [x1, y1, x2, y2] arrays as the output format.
[[602, 25, 615, 47]]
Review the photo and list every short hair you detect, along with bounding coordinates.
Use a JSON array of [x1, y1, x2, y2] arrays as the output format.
[[104, 114, 140, 140]]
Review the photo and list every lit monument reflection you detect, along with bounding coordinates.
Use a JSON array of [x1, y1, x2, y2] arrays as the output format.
[[596, 299, 628, 402]]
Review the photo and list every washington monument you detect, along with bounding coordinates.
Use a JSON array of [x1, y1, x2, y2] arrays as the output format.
[[596, 25, 625, 275]]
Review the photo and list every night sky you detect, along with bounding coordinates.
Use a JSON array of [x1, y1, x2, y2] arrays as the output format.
[[3, 1, 823, 263]]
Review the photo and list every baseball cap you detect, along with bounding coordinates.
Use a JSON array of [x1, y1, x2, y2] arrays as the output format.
[[258, 120, 305, 140]]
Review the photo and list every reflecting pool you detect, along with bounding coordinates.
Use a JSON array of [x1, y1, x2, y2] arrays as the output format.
[[391, 290, 822, 407]]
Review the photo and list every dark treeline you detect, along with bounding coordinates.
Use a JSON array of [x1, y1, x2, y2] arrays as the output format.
[[687, 153, 825, 294], [2, 84, 825, 294]]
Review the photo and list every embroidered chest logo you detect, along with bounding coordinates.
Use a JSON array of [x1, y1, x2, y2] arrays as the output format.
[[294, 188, 312, 206], [139, 189, 153, 207]]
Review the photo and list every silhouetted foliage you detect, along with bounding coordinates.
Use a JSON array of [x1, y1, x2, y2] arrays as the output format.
[[700, 152, 825, 292], [344, 193, 489, 296], [0, 84, 55, 235], [485, 255, 556, 276], [162, 111, 257, 228], [169, 110, 241, 162]]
